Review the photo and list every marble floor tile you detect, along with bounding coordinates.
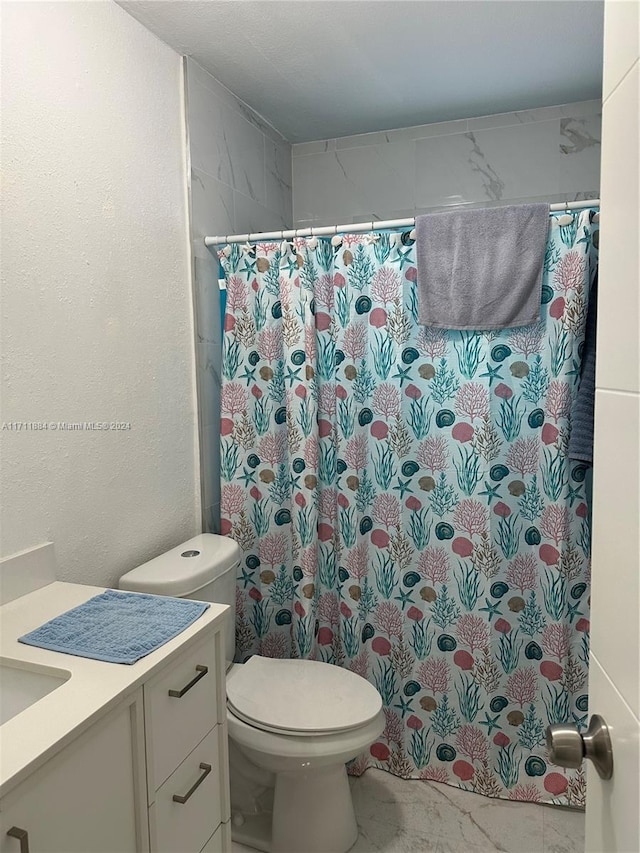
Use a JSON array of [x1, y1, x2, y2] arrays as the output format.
[[542, 805, 585, 853], [427, 785, 543, 852], [349, 770, 438, 852], [231, 769, 585, 853], [348, 770, 583, 853]]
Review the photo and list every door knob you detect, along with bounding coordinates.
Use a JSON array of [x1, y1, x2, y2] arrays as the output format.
[[546, 714, 613, 780]]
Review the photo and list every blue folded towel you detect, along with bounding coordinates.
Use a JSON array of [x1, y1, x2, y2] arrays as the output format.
[[19, 589, 209, 665]]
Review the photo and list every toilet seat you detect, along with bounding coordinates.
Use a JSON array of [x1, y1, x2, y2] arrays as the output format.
[[226, 656, 382, 736]]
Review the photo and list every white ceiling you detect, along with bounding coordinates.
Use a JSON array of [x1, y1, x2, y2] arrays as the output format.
[[119, 0, 604, 143]]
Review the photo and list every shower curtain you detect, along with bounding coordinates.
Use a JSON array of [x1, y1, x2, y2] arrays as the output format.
[[218, 209, 598, 806]]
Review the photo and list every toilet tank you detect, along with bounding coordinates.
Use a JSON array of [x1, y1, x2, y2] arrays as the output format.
[[119, 533, 241, 669]]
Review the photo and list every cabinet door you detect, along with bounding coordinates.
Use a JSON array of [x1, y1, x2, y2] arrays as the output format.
[[0, 694, 144, 853]]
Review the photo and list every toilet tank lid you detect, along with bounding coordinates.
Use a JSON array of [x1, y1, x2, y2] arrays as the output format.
[[119, 534, 241, 598]]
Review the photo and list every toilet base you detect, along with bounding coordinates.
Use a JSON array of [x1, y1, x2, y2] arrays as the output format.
[[231, 810, 272, 852], [272, 763, 358, 853], [231, 763, 359, 853]]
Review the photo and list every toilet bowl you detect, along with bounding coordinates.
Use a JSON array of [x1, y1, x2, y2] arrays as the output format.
[[119, 534, 383, 853]]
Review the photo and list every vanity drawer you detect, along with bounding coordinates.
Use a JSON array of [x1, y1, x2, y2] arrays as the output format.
[[145, 635, 219, 792], [150, 727, 222, 853]]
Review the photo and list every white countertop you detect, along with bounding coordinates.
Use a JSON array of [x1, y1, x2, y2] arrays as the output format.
[[0, 581, 228, 798]]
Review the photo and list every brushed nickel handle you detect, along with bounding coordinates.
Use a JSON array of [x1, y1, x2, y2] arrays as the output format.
[[546, 714, 614, 780], [7, 827, 29, 853], [168, 664, 208, 698], [172, 762, 212, 804]]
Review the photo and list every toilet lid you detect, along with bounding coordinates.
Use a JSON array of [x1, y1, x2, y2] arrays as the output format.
[[226, 656, 382, 735]]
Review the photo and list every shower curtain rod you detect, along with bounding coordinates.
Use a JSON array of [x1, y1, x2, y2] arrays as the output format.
[[204, 198, 600, 247]]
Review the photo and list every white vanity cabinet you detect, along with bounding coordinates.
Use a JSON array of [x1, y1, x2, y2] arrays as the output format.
[[0, 693, 145, 853], [0, 615, 231, 853]]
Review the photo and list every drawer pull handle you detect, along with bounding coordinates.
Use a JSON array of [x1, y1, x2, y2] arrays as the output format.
[[7, 827, 30, 853], [172, 763, 212, 804], [168, 664, 208, 698]]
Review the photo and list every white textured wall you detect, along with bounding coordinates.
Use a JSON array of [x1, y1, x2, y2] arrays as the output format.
[[0, 1, 200, 586]]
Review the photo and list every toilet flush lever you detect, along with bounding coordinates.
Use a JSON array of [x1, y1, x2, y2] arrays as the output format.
[[546, 714, 613, 780], [168, 664, 208, 698]]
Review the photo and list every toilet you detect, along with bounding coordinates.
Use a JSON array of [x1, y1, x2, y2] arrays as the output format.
[[119, 533, 384, 853]]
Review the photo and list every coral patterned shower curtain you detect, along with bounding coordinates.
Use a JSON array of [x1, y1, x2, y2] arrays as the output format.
[[218, 210, 598, 805]]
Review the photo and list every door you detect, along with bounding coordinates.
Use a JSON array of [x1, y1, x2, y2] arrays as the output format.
[[585, 1, 639, 851]]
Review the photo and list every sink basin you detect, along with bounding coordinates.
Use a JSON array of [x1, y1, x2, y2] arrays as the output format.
[[0, 660, 70, 725]]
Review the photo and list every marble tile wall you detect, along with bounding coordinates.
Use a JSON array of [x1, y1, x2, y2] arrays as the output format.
[[292, 100, 601, 227], [186, 58, 292, 531]]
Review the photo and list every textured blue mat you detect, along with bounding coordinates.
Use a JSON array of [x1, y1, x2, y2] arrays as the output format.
[[19, 589, 209, 664]]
